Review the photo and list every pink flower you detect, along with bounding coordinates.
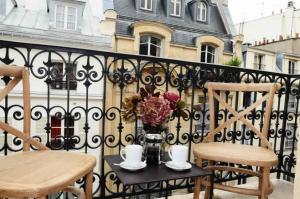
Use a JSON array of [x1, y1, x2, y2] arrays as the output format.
[[138, 96, 172, 126], [163, 92, 180, 110]]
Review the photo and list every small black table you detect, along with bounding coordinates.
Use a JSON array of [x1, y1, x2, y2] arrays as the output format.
[[104, 155, 213, 199]]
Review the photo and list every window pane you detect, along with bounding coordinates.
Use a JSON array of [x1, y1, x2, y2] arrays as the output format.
[[56, 5, 65, 28], [140, 36, 148, 44], [141, 0, 146, 8], [207, 53, 213, 63], [51, 116, 61, 139], [140, 43, 148, 55], [151, 36, 161, 46], [150, 44, 159, 56], [147, 0, 152, 9], [202, 8, 206, 21], [67, 7, 76, 30], [170, 2, 175, 14], [67, 64, 77, 90], [201, 52, 206, 62], [208, 45, 215, 53], [176, 3, 180, 15]]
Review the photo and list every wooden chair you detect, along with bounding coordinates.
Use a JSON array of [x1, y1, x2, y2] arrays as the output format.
[[0, 65, 96, 199], [193, 82, 281, 199]]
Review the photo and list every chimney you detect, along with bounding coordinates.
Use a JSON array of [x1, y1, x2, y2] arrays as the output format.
[[288, 1, 295, 9], [280, 9, 283, 13], [255, 41, 257, 46], [279, 35, 284, 40]]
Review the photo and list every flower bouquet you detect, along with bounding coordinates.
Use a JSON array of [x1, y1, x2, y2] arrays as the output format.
[[122, 84, 187, 132], [122, 85, 187, 164]]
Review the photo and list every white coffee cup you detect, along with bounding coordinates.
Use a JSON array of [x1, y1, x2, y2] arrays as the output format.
[[120, 144, 143, 166], [168, 145, 188, 165]]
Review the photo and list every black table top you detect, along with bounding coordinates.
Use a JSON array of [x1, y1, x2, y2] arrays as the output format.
[[104, 155, 212, 186]]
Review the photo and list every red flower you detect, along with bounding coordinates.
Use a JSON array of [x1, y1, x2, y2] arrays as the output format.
[[163, 92, 180, 110], [139, 96, 172, 126]]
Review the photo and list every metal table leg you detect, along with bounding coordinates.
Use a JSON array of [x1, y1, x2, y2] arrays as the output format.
[[209, 173, 214, 199], [122, 184, 126, 199], [165, 180, 169, 199]]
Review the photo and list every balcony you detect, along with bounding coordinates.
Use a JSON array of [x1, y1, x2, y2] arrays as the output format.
[[0, 40, 298, 198]]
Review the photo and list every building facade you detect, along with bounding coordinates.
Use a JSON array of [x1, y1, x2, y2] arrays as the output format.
[[99, 0, 244, 155], [102, 0, 243, 64], [236, 1, 300, 44]]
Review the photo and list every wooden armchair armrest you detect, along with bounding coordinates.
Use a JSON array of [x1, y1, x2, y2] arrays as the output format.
[[0, 122, 48, 150]]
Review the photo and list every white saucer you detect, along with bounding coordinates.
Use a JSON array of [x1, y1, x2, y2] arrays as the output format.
[[165, 161, 192, 171], [119, 161, 147, 171]]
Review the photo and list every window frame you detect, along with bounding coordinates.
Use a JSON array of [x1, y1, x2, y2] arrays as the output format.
[[200, 44, 216, 64], [50, 115, 75, 149], [285, 124, 297, 149], [288, 60, 296, 74], [170, 0, 181, 17], [140, 0, 153, 11], [139, 35, 162, 57], [54, 4, 78, 30], [50, 61, 78, 91], [197, 1, 207, 22], [254, 54, 265, 70]]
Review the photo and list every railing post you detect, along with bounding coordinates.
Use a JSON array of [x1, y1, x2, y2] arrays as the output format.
[[277, 76, 291, 179]]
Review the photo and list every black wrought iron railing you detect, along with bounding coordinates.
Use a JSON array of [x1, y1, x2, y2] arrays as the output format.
[[0, 40, 298, 198]]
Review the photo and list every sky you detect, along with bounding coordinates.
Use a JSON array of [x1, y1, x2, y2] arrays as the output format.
[[15, 0, 300, 24], [228, 0, 300, 24]]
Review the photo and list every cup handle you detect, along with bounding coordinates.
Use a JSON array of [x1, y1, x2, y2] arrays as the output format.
[[168, 148, 172, 160], [120, 148, 126, 161]]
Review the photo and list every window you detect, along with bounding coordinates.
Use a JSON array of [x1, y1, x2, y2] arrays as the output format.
[[201, 44, 216, 63], [243, 91, 251, 108], [254, 54, 265, 70], [50, 116, 75, 149], [170, 0, 181, 16], [289, 60, 297, 74], [55, 5, 77, 30], [288, 94, 297, 110], [51, 62, 77, 90], [195, 96, 210, 134], [285, 124, 296, 149], [141, 0, 152, 10], [197, 2, 207, 22], [139, 35, 162, 57]]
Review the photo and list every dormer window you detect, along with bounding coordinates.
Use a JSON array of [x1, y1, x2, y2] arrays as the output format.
[[170, 0, 181, 17], [139, 35, 162, 57], [197, 2, 207, 22], [141, 0, 152, 11], [55, 4, 77, 30]]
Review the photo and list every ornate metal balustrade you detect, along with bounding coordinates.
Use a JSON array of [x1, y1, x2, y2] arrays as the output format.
[[0, 40, 298, 198]]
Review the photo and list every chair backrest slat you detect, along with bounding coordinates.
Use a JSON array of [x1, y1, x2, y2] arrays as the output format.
[[0, 65, 47, 151], [204, 82, 281, 149]]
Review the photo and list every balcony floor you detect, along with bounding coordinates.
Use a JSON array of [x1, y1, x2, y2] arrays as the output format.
[[157, 179, 293, 199]]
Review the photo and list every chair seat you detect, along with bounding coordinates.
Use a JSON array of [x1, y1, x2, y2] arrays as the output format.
[[0, 150, 96, 198], [193, 142, 278, 167]]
